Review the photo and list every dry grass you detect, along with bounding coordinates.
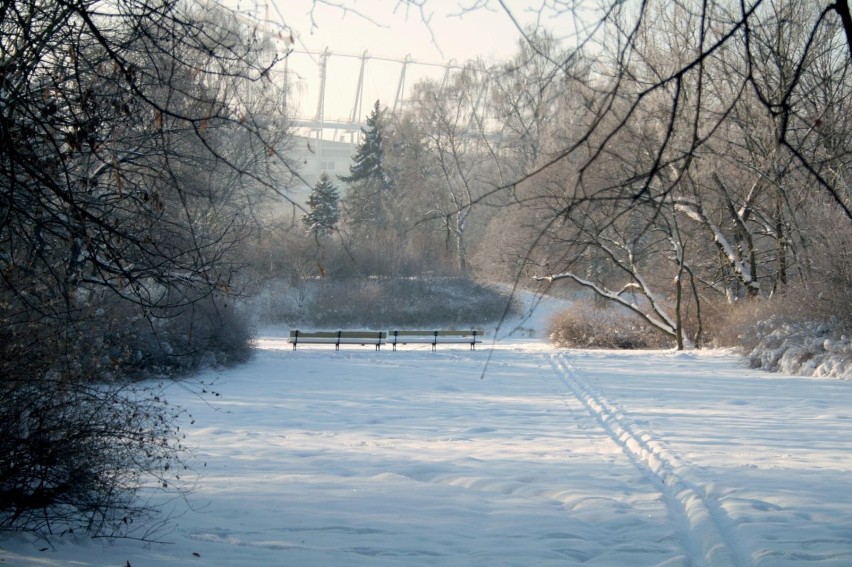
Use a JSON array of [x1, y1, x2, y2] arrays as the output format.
[[548, 303, 672, 349], [248, 276, 517, 328], [704, 285, 851, 350]]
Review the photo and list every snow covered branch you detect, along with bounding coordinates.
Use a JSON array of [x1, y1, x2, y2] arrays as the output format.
[[533, 270, 678, 339], [674, 197, 760, 297]]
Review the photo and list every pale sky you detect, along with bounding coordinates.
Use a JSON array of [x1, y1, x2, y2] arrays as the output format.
[[280, 1, 536, 64], [245, 1, 583, 130]]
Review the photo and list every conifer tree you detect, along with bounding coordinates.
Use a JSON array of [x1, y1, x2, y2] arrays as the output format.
[[340, 100, 392, 233], [302, 173, 340, 237]]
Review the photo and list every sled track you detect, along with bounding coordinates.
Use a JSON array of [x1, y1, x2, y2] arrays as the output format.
[[551, 352, 750, 567]]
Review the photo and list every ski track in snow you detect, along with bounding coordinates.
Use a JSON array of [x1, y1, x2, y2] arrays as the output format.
[[551, 352, 750, 567], [5, 337, 852, 566]]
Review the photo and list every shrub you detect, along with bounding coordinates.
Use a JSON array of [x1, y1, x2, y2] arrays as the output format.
[[0, 289, 248, 538], [246, 276, 517, 328], [744, 318, 851, 379], [0, 323, 193, 538], [148, 296, 254, 372], [548, 303, 671, 349], [701, 284, 851, 379]]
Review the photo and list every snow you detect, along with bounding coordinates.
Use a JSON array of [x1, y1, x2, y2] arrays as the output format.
[[3, 300, 852, 566], [746, 319, 852, 380]]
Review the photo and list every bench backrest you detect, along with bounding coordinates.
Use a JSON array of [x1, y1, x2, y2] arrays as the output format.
[[390, 330, 484, 337], [289, 330, 387, 339]]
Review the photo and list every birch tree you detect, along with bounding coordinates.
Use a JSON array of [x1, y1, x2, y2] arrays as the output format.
[[401, 62, 501, 274]]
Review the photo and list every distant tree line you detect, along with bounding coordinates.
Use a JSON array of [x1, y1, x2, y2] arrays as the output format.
[[295, 0, 850, 353]]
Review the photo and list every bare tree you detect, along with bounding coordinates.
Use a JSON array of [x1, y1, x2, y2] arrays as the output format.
[[489, 29, 587, 175], [481, 0, 852, 217], [1, 0, 292, 537], [400, 62, 506, 274], [481, 0, 851, 344]]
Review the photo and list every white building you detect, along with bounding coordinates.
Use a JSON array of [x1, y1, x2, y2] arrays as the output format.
[[288, 135, 357, 205]]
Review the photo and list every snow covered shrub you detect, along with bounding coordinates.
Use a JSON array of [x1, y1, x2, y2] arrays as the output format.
[[710, 286, 851, 379], [548, 303, 670, 349], [75, 292, 253, 377], [744, 317, 851, 379], [149, 295, 254, 372], [736, 201, 852, 379], [310, 277, 515, 327], [247, 276, 516, 327]]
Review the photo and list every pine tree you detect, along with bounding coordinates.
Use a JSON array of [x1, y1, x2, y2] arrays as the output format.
[[302, 173, 340, 237], [340, 100, 392, 233]]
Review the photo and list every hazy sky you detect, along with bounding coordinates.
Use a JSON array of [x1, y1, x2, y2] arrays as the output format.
[[235, 1, 583, 133], [280, 1, 535, 63], [252, 1, 558, 127]]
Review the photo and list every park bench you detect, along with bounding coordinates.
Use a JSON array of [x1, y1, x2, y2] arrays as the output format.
[[388, 329, 484, 351], [288, 330, 387, 351]]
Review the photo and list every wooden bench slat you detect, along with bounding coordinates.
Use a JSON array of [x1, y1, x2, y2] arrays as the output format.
[[388, 329, 484, 351], [288, 331, 387, 338], [288, 330, 386, 350], [390, 330, 484, 336]]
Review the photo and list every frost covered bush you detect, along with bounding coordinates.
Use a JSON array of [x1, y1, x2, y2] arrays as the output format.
[[80, 293, 253, 378], [710, 284, 852, 379], [0, 304, 201, 538], [0, 376, 190, 538], [745, 318, 851, 380], [316, 277, 514, 327], [246, 276, 516, 327], [548, 303, 670, 349]]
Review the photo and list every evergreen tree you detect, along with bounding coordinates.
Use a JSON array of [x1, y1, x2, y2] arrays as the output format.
[[340, 100, 392, 233], [302, 173, 340, 237]]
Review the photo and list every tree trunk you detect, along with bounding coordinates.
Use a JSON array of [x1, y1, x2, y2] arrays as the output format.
[[837, 0, 852, 62], [675, 265, 685, 351], [775, 191, 787, 290]]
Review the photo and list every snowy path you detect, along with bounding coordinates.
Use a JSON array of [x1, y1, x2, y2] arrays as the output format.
[[559, 350, 852, 566], [3, 341, 852, 566], [552, 352, 745, 567]]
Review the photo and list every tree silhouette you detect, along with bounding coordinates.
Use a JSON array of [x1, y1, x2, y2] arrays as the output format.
[[340, 100, 393, 233], [303, 173, 341, 237], [1, 0, 291, 537]]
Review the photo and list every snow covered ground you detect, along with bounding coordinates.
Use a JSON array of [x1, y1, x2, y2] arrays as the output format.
[[3, 300, 852, 566]]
